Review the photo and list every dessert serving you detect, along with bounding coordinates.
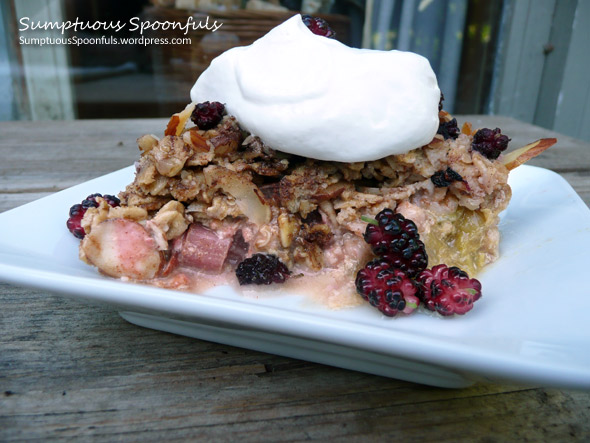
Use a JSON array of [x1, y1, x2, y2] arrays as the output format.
[[66, 15, 556, 317]]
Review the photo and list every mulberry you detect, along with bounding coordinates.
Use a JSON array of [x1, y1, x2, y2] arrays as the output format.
[[417, 264, 482, 316], [355, 259, 420, 316]]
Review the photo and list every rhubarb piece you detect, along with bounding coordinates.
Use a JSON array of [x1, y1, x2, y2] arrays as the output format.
[[176, 223, 233, 273]]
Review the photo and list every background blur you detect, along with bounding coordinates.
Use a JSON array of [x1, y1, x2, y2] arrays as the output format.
[[1, 0, 589, 141]]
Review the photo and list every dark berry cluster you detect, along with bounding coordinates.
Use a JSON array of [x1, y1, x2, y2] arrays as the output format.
[[356, 209, 425, 316], [190, 101, 225, 130], [302, 15, 336, 38], [431, 167, 463, 188], [417, 264, 482, 316], [471, 127, 510, 160], [363, 209, 427, 278], [236, 253, 291, 285], [356, 209, 482, 317], [66, 193, 120, 239], [437, 118, 460, 140], [355, 259, 419, 317]]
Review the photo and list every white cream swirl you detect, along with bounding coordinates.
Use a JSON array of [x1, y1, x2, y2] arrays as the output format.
[[190, 15, 440, 162]]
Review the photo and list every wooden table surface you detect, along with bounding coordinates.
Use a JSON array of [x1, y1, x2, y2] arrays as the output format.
[[1, 116, 590, 441]]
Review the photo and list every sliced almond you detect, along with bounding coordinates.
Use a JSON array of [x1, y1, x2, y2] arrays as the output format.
[[439, 110, 452, 122], [136, 134, 159, 153], [203, 165, 271, 225], [164, 102, 196, 136], [461, 121, 474, 136], [278, 212, 300, 248], [501, 138, 557, 170], [183, 128, 210, 152]]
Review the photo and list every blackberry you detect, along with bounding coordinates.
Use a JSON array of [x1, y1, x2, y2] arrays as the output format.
[[437, 118, 460, 140], [66, 193, 120, 239], [431, 167, 463, 188], [416, 264, 482, 316], [236, 253, 290, 285], [472, 127, 510, 160], [355, 259, 420, 317], [190, 101, 225, 130], [301, 15, 336, 38], [438, 92, 445, 112]]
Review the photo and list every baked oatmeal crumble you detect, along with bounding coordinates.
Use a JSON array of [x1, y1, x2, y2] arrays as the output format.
[[110, 110, 510, 279]]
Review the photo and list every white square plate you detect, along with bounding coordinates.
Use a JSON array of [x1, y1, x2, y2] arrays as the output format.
[[1, 165, 589, 388]]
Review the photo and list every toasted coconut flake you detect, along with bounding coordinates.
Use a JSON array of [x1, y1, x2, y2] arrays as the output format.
[[502, 138, 557, 170]]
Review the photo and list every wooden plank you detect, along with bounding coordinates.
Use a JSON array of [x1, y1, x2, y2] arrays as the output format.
[[492, 0, 529, 117], [493, 0, 556, 122], [371, 0, 397, 50], [0, 192, 52, 213], [0, 119, 168, 193], [410, 0, 446, 64], [533, 0, 577, 130], [553, 0, 590, 141], [438, 0, 468, 113], [397, 0, 417, 51], [362, 0, 375, 48], [1, 286, 590, 441]]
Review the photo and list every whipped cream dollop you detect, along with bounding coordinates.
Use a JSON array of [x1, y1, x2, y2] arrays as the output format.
[[190, 15, 440, 162]]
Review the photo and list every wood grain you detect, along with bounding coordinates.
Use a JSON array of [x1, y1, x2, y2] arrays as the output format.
[[552, 0, 590, 140], [2, 285, 589, 441], [1, 116, 590, 441]]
